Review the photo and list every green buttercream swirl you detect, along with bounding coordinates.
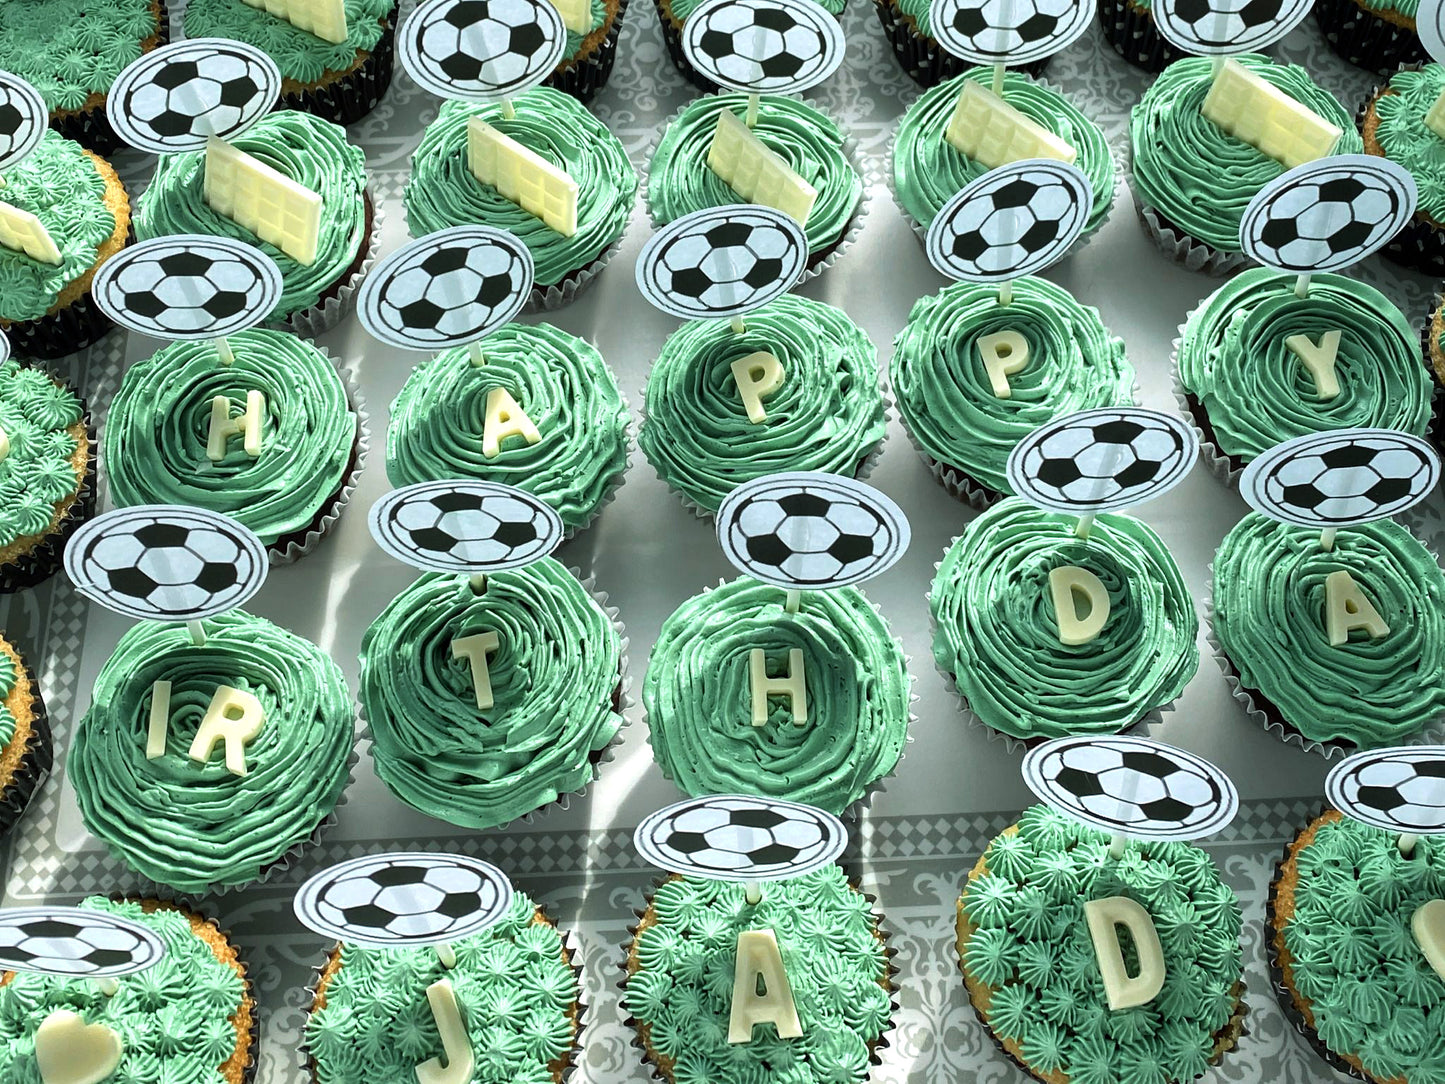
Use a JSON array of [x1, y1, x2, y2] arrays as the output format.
[[0, 898, 246, 1084], [0, 0, 161, 112], [405, 91, 637, 289], [625, 868, 891, 1084], [360, 560, 623, 830], [306, 889, 578, 1084], [183, 0, 393, 84], [1212, 513, 1445, 747], [386, 323, 629, 531], [648, 93, 861, 258], [70, 610, 355, 894], [1374, 65, 1445, 223], [893, 69, 1115, 236], [1130, 55, 1362, 254], [639, 294, 886, 513], [135, 110, 368, 320], [931, 498, 1199, 740], [644, 576, 910, 814], [0, 356, 83, 551], [892, 276, 1134, 497]]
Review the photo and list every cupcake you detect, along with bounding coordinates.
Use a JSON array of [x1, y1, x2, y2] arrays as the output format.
[[0, 0, 169, 154], [0, 897, 255, 1083], [305, 888, 582, 1084], [0, 128, 130, 359], [360, 560, 626, 831], [70, 609, 356, 895], [957, 806, 1246, 1084], [406, 90, 638, 308], [133, 109, 375, 337], [659, 0, 843, 90], [102, 328, 364, 563], [639, 294, 886, 516], [0, 353, 94, 592], [387, 323, 630, 534], [549, 0, 627, 102], [1211, 512, 1445, 753], [1130, 55, 1363, 273], [1420, 294, 1445, 453], [0, 633, 51, 836], [1361, 64, 1445, 275], [183, 0, 396, 125], [1095, 0, 1188, 73], [644, 575, 910, 815], [647, 92, 862, 274], [1315, 0, 1428, 75], [931, 498, 1199, 746], [892, 276, 1134, 507], [624, 867, 894, 1084], [1176, 268, 1433, 482], [892, 69, 1115, 243]]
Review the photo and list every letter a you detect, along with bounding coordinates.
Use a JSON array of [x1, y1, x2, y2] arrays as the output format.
[[1049, 566, 1110, 645], [728, 929, 803, 1043], [483, 387, 541, 459]]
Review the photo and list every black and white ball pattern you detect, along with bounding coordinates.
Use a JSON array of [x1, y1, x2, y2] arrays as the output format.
[[1240, 429, 1441, 528], [295, 853, 513, 947], [929, 0, 1093, 66], [1327, 747, 1445, 835], [1154, 0, 1313, 53], [926, 160, 1092, 284], [717, 472, 911, 590], [0, 71, 47, 172], [108, 39, 280, 154], [370, 480, 564, 575], [634, 794, 847, 880], [681, 0, 845, 95], [1023, 736, 1239, 841], [65, 506, 269, 622], [0, 907, 167, 979], [401, 0, 566, 101]]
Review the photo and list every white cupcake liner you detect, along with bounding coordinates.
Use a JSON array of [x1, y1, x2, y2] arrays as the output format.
[[278, 193, 385, 340], [527, 231, 627, 312], [1170, 326, 1245, 488], [1125, 146, 1248, 276]]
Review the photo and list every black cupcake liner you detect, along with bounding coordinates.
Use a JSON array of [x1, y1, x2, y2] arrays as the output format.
[[280, 14, 397, 127], [1314, 0, 1427, 76], [0, 657, 52, 838], [3, 288, 116, 362], [872, 0, 1049, 89], [1095, 0, 1186, 73], [50, 0, 172, 156], [0, 407, 96, 595], [547, 0, 628, 103]]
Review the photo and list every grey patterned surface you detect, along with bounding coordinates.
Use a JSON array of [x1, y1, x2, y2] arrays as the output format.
[[1, 1, 1443, 1081]]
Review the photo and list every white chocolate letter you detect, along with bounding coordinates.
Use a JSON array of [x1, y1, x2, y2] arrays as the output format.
[[147, 680, 172, 760], [207, 390, 265, 462], [483, 387, 541, 460], [976, 330, 1030, 398], [1049, 566, 1110, 646], [34, 1009, 123, 1084], [1325, 570, 1389, 647], [415, 979, 475, 1084], [452, 631, 501, 711], [188, 686, 265, 777], [1284, 331, 1342, 400], [728, 929, 803, 1043], [1085, 896, 1166, 1011], [1201, 60, 1341, 168], [1413, 900, 1445, 981], [750, 647, 807, 726], [731, 351, 785, 423]]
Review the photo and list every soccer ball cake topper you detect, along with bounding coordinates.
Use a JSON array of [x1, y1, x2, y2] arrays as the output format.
[[925, 159, 1093, 285], [1005, 408, 1199, 516], [106, 39, 281, 155], [680, 0, 845, 96], [1327, 747, 1445, 836], [91, 235, 284, 342], [1023, 736, 1240, 842], [636, 205, 809, 322], [1240, 156, 1417, 276], [358, 226, 534, 352], [1153, 0, 1314, 54], [0, 907, 168, 979], [0, 70, 48, 173], [716, 471, 911, 591], [294, 852, 514, 948], [400, 0, 567, 102], [928, 0, 1093, 67], [64, 506, 270, 623], [369, 479, 565, 576], [1239, 429, 1441, 530], [635, 794, 848, 883]]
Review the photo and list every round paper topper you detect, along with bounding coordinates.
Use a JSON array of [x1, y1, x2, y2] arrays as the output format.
[[1006, 407, 1199, 515], [1420, 0, 1445, 64], [65, 506, 269, 622], [929, 0, 1093, 67], [680, 0, 846, 95], [1327, 747, 1445, 835], [0, 71, 48, 173], [92, 235, 284, 342], [1239, 429, 1441, 529], [0, 906, 167, 979], [1153, 0, 1313, 54], [716, 471, 911, 590], [1023, 736, 1240, 842], [636, 205, 809, 322], [635, 794, 848, 882], [1241, 156, 1417, 275], [369, 480, 564, 575], [400, 0, 567, 102], [107, 39, 280, 155], [925, 159, 1093, 283], [294, 852, 514, 948]]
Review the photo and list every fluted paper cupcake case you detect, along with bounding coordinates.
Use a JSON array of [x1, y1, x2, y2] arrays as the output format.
[[0, 409, 96, 595], [50, 0, 172, 156], [1315, 0, 1427, 76], [1094, 0, 1187, 73], [0, 656, 53, 837], [1126, 144, 1249, 275], [276, 193, 385, 340], [1356, 76, 1445, 277], [548, 0, 629, 104], [871, 0, 1050, 88], [280, 13, 397, 127]]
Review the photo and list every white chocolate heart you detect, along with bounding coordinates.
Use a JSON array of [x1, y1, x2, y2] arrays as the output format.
[[35, 1009, 123, 1084]]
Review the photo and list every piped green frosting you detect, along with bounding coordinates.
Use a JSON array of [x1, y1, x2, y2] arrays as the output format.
[[1130, 55, 1363, 254], [70, 610, 355, 894], [0, 357, 83, 551], [0, 898, 247, 1084], [183, 0, 393, 84], [892, 276, 1134, 497], [360, 560, 623, 830], [306, 890, 578, 1084], [625, 867, 891, 1084], [931, 498, 1199, 740], [0, 0, 162, 113], [1212, 513, 1445, 748], [386, 323, 629, 531], [639, 294, 886, 513], [1374, 65, 1445, 224], [644, 576, 909, 814]]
